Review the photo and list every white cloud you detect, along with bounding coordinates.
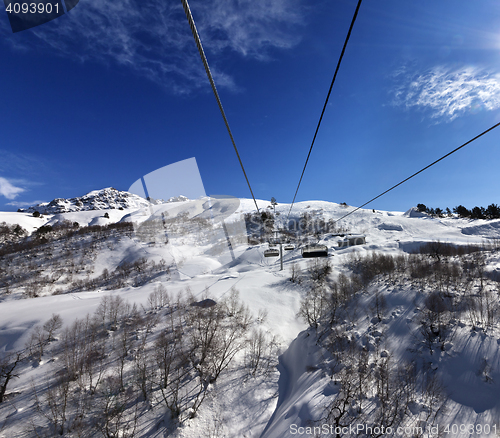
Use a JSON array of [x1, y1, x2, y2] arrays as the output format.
[[392, 65, 500, 121], [0, 149, 49, 175], [6, 199, 44, 208], [2, 0, 303, 94], [0, 177, 25, 200], [197, 0, 302, 59]]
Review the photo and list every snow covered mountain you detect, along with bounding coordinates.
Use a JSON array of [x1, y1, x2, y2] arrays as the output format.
[[166, 195, 189, 203], [17, 187, 166, 214]]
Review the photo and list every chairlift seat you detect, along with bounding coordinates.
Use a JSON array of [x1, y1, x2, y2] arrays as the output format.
[[302, 244, 328, 258], [264, 249, 280, 257], [284, 245, 294, 251]]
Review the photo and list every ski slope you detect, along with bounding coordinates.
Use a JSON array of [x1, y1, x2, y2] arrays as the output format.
[[1, 198, 500, 437]]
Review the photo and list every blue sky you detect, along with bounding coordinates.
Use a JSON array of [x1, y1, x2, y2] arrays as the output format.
[[1, 0, 500, 213]]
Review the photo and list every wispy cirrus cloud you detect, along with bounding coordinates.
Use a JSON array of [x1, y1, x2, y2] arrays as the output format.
[[0, 149, 50, 175], [0, 177, 25, 200], [197, 0, 302, 59], [392, 65, 500, 122], [6, 199, 45, 208], [2, 0, 303, 94]]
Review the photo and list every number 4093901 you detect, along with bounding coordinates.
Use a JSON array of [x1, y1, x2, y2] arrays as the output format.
[[6, 3, 59, 14]]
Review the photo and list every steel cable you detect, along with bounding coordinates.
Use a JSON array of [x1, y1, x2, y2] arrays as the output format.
[[181, 0, 260, 214], [287, 0, 363, 221], [335, 121, 500, 223]]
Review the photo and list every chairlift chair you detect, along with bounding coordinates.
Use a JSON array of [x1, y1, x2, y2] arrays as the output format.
[[264, 248, 280, 257], [284, 244, 294, 251], [301, 244, 328, 258]]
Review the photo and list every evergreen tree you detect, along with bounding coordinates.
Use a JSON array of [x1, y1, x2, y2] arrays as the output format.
[[471, 206, 485, 219], [453, 205, 471, 218], [486, 203, 500, 219]]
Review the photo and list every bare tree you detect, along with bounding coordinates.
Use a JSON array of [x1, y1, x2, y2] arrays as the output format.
[[94, 374, 139, 438], [246, 329, 266, 377], [43, 313, 63, 341], [322, 365, 359, 437], [0, 351, 23, 403], [26, 325, 46, 362], [147, 284, 170, 311], [108, 295, 126, 331], [245, 329, 280, 378], [32, 375, 71, 436], [116, 316, 135, 392], [154, 327, 187, 419], [370, 290, 387, 322], [297, 283, 330, 329], [290, 262, 302, 284]]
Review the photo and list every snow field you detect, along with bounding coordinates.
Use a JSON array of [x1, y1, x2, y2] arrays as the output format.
[[1, 198, 500, 437]]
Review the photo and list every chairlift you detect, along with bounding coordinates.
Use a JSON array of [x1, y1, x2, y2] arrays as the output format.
[[264, 248, 280, 257], [301, 244, 328, 258], [284, 244, 294, 251]]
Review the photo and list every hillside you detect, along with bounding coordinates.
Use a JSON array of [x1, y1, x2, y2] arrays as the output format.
[[1, 196, 500, 437]]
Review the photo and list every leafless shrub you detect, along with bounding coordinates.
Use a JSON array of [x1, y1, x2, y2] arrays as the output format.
[[371, 355, 414, 433], [245, 329, 280, 378], [298, 283, 330, 329], [31, 372, 80, 437], [43, 314, 63, 341], [95, 295, 126, 331], [418, 291, 455, 354], [24, 279, 39, 298], [418, 241, 484, 259], [337, 272, 362, 303], [205, 407, 227, 438], [289, 262, 302, 284], [308, 258, 332, 284], [94, 374, 140, 438], [147, 284, 170, 311], [420, 370, 447, 426], [25, 326, 46, 363], [370, 290, 387, 322], [349, 252, 396, 286], [408, 254, 433, 280], [318, 344, 441, 438], [153, 325, 188, 419], [256, 308, 268, 324], [133, 329, 154, 401]]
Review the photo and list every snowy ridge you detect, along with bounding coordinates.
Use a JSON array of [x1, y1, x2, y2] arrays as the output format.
[[167, 195, 189, 203], [17, 187, 163, 214]]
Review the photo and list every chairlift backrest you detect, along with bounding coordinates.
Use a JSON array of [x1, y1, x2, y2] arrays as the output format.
[[301, 244, 328, 258]]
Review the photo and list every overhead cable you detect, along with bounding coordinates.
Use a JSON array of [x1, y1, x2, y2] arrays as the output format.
[[335, 121, 500, 223], [181, 0, 260, 214], [287, 0, 363, 220]]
